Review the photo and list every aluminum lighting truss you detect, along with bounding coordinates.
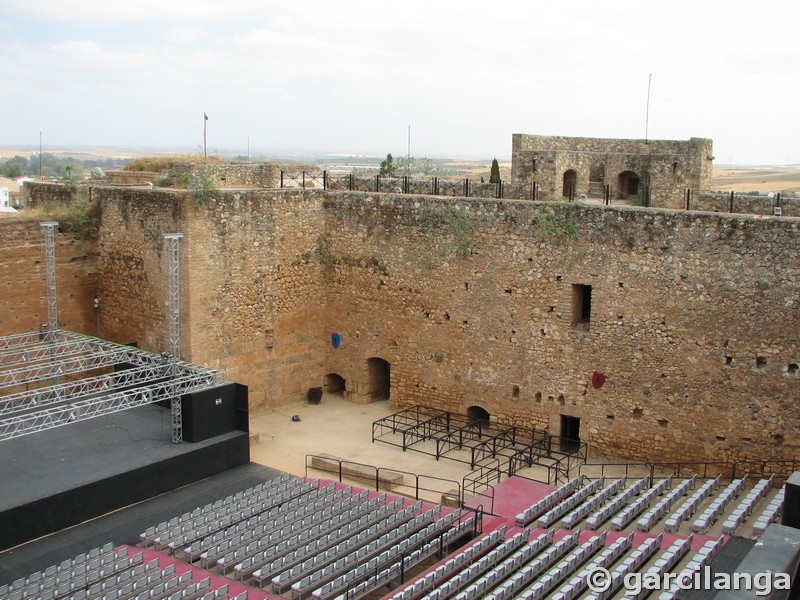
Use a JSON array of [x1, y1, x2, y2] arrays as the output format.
[[0, 361, 211, 416], [0, 337, 133, 368], [40, 221, 59, 336], [164, 233, 184, 443], [0, 329, 72, 351], [0, 371, 220, 442], [0, 343, 156, 390]]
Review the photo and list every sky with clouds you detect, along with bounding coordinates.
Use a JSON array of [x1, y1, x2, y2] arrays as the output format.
[[1, 0, 798, 163]]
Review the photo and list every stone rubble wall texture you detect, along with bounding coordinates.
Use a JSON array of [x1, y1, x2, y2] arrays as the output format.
[[25, 181, 90, 208], [105, 171, 159, 186], [0, 219, 97, 335], [165, 162, 282, 189], [511, 134, 713, 208], [319, 193, 798, 464], [49, 185, 800, 465], [95, 187, 325, 409], [695, 193, 799, 217]]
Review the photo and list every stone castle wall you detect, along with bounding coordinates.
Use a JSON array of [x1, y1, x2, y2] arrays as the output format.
[[319, 193, 797, 464], [512, 134, 713, 208], [95, 187, 326, 409], [17, 182, 795, 465], [25, 181, 91, 208], [165, 162, 281, 189], [0, 219, 97, 335]]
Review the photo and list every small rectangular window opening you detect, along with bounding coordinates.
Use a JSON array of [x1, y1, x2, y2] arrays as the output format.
[[571, 284, 592, 328]]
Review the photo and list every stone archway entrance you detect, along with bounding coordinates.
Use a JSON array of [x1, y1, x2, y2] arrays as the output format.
[[618, 171, 640, 199], [562, 169, 577, 198], [324, 373, 346, 397], [467, 405, 490, 430], [366, 357, 390, 402]]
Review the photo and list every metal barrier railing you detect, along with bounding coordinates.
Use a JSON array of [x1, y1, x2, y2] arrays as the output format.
[[304, 453, 461, 504]]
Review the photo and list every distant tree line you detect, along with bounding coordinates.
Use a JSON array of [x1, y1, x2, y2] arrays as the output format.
[[0, 154, 131, 179], [377, 154, 444, 177]]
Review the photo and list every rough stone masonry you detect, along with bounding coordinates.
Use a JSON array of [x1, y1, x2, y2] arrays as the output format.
[[89, 183, 798, 466]]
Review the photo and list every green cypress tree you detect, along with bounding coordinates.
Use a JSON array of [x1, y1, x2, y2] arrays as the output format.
[[489, 158, 501, 184], [379, 153, 396, 177]]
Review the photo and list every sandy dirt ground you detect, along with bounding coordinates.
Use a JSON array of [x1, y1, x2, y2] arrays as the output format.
[[246, 394, 654, 504], [248, 394, 560, 503], [711, 165, 800, 194]]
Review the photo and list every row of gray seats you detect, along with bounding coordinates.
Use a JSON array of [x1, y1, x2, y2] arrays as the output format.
[[637, 476, 697, 531], [585, 477, 651, 530], [452, 531, 555, 600], [167, 480, 337, 557], [271, 501, 423, 592], [753, 488, 785, 535], [519, 532, 608, 599], [579, 533, 662, 600], [479, 532, 580, 600], [288, 506, 445, 598], [551, 532, 636, 600], [388, 526, 510, 600], [0, 545, 245, 600], [657, 537, 724, 599], [663, 475, 722, 532], [691, 475, 748, 533], [560, 477, 627, 530], [611, 477, 673, 531], [139, 473, 293, 547], [217, 490, 370, 581], [619, 535, 693, 600], [146, 477, 308, 557], [536, 477, 606, 529], [246, 495, 403, 585], [2, 546, 144, 599], [189, 485, 362, 566], [723, 475, 774, 534], [177, 479, 321, 556], [334, 517, 476, 600], [417, 531, 529, 599], [515, 475, 585, 527], [319, 513, 473, 600], [217, 491, 396, 576], [0, 542, 116, 598]]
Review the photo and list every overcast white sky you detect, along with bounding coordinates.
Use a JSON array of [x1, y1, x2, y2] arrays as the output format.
[[1, 0, 798, 163]]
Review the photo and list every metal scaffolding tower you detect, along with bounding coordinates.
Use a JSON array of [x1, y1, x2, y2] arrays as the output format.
[[40, 222, 59, 338], [0, 229, 227, 444], [164, 233, 184, 444]]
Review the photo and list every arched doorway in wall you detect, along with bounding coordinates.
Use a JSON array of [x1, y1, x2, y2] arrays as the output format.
[[467, 405, 491, 430], [324, 373, 346, 397], [366, 357, 390, 402], [618, 171, 640, 199], [562, 169, 577, 198]]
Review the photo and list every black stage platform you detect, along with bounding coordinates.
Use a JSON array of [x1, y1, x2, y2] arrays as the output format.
[[0, 462, 284, 586], [0, 404, 251, 552]]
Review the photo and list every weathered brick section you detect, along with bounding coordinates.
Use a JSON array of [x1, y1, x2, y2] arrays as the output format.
[[321, 193, 798, 464], [96, 187, 326, 410], [183, 189, 326, 408], [96, 189, 185, 350], [0, 219, 97, 335]]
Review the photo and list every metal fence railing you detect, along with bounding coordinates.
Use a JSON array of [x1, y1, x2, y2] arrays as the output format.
[[280, 170, 798, 216]]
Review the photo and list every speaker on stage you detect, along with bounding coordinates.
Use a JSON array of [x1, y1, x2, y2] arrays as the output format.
[[181, 383, 245, 442]]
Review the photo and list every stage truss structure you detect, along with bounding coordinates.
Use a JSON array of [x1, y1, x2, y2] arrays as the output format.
[[0, 329, 222, 442]]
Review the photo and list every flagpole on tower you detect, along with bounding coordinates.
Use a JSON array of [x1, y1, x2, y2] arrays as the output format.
[[203, 113, 208, 160]]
